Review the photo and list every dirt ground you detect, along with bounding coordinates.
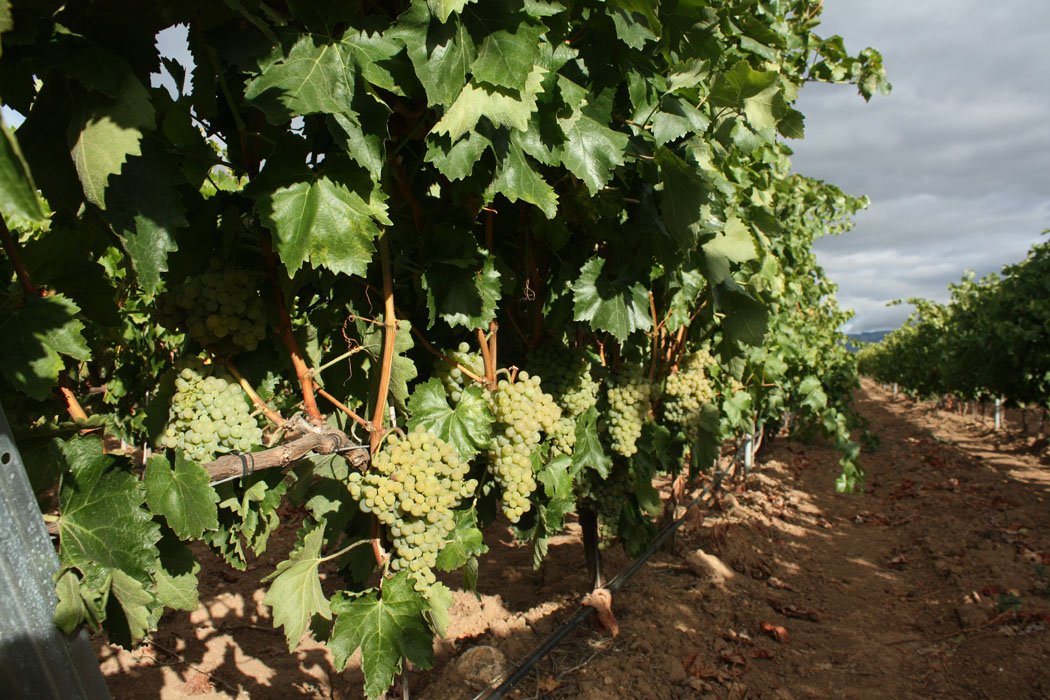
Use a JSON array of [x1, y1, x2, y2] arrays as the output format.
[[97, 379, 1050, 699]]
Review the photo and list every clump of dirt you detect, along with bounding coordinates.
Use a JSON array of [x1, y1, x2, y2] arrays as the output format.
[[97, 380, 1050, 699]]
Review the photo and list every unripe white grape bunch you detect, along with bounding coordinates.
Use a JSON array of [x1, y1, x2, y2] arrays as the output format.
[[161, 360, 263, 462]]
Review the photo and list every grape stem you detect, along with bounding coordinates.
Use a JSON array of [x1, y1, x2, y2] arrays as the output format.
[[316, 387, 372, 432], [318, 537, 374, 564], [410, 327, 487, 385], [261, 239, 324, 424], [0, 214, 41, 298], [220, 357, 286, 426], [370, 233, 398, 454]]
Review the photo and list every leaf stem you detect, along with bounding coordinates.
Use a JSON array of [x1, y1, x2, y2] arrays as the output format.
[[318, 537, 374, 563]]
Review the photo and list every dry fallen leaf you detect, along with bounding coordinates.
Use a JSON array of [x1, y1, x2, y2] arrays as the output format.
[[536, 675, 561, 692], [760, 621, 790, 643]]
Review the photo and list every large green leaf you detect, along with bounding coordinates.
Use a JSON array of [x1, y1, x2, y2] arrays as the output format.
[[245, 35, 356, 121], [0, 294, 91, 400], [469, 19, 546, 91], [106, 568, 155, 647], [718, 285, 768, 346], [434, 509, 487, 571], [0, 113, 44, 220], [143, 453, 219, 540], [57, 437, 160, 584], [329, 572, 434, 699], [556, 77, 628, 193], [103, 140, 187, 296], [428, 0, 478, 23], [431, 64, 546, 140], [360, 317, 417, 412], [153, 537, 201, 611], [424, 131, 492, 181], [572, 406, 610, 478], [655, 147, 707, 249], [421, 240, 502, 330], [67, 72, 155, 210], [407, 380, 494, 461], [264, 521, 332, 651], [487, 138, 557, 217], [395, 1, 476, 106], [572, 257, 652, 342], [256, 172, 386, 278]]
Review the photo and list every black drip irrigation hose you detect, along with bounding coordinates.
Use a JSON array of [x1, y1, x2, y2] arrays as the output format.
[[471, 440, 749, 700]]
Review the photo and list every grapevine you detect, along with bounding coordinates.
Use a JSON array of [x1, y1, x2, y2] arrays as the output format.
[[0, 1, 888, 697]]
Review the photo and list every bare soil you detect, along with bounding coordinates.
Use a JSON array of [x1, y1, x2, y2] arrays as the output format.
[[97, 379, 1050, 699]]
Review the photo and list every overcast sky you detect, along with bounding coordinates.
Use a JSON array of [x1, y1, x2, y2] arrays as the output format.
[[790, 0, 1050, 332]]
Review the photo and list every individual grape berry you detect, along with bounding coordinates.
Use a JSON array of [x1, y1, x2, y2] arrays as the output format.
[[162, 360, 263, 462], [158, 259, 267, 353], [347, 426, 477, 592], [604, 362, 651, 457], [661, 350, 717, 443], [485, 372, 561, 522]]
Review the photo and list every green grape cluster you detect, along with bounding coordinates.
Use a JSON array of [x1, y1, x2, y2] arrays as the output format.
[[576, 465, 631, 548], [347, 426, 477, 592], [160, 259, 267, 352], [550, 416, 576, 458], [486, 372, 561, 522], [434, 342, 486, 404], [161, 361, 263, 462], [662, 350, 717, 442], [604, 362, 652, 457], [528, 344, 599, 418]]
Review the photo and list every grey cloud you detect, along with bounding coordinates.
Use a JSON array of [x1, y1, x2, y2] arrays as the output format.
[[788, 0, 1050, 332]]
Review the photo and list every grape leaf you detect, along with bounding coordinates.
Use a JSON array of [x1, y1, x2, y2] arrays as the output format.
[[655, 147, 707, 249], [429, 0, 478, 24], [431, 64, 546, 140], [710, 60, 779, 106], [329, 572, 434, 699], [423, 581, 454, 638], [0, 294, 91, 400], [717, 284, 768, 346], [57, 437, 160, 584], [245, 35, 356, 121], [556, 77, 628, 193], [54, 569, 91, 634], [67, 72, 155, 210], [395, 1, 476, 106], [487, 138, 558, 217], [425, 130, 492, 181], [407, 380, 494, 462], [143, 452, 219, 540], [422, 242, 502, 330], [470, 19, 546, 92], [256, 172, 386, 278], [572, 257, 652, 342], [572, 406, 611, 478], [434, 509, 487, 571], [264, 520, 332, 651], [106, 568, 155, 648], [0, 112, 44, 220], [153, 537, 201, 611], [103, 140, 187, 296]]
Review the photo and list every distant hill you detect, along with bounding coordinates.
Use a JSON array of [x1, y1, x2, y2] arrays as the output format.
[[845, 329, 891, 351]]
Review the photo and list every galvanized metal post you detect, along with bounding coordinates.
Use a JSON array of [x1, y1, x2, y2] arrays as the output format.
[[0, 403, 111, 699]]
